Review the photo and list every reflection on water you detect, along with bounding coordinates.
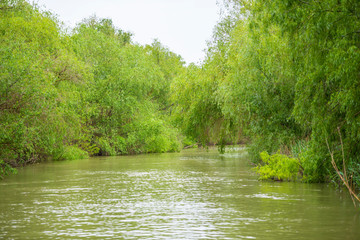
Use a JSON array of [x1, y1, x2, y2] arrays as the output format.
[[0, 148, 359, 239]]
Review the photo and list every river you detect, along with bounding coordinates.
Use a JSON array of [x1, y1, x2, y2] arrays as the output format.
[[0, 147, 359, 239]]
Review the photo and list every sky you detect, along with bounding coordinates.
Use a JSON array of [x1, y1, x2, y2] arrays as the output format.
[[34, 0, 221, 64]]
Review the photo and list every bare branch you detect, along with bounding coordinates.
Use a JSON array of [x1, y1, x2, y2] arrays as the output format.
[[326, 134, 360, 207]]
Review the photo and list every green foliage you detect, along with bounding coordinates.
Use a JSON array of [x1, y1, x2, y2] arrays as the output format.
[[0, 0, 89, 165], [145, 39, 185, 108], [78, 16, 132, 46], [132, 117, 180, 153], [0, 1, 184, 179], [3, 0, 360, 194], [181, 136, 198, 148], [170, 0, 360, 190], [61, 146, 89, 161], [245, 0, 360, 183], [170, 62, 238, 148], [71, 17, 183, 156], [255, 151, 300, 181], [299, 145, 330, 183], [170, 3, 303, 156], [347, 161, 360, 193], [0, 160, 17, 180], [171, 64, 220, 144]]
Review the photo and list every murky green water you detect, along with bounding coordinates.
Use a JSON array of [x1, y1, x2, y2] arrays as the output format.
[[0, 148, 359, 239]]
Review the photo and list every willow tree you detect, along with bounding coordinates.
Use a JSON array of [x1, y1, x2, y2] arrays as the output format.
[[246, 0, 360, 183], [0, 0, 90, 178], [71, 17, 182, 155]]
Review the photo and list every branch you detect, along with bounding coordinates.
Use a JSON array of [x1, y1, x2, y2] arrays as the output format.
[[184, 143, 199, 149], [326, 134, 360, 207], [337, 127, 348, 184]]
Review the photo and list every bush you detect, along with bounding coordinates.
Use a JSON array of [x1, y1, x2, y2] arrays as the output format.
[[126, 117, 180, 154], [298, 142, 331, 183], [61, 146, 89, 160], [182, 136, 198, 149], [255, 151, 300, 181], [0, 160, 17, 180]]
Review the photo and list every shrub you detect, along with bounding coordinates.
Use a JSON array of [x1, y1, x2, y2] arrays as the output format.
[[61, 146, 89, 160], [0, 160, 17, 180], [255, 151, 300, 181]]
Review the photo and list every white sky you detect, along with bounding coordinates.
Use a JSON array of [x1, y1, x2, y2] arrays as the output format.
[[33, 0, 220, 64]]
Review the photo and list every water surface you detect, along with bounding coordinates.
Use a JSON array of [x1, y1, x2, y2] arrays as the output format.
[[0, 148, 359, 239]]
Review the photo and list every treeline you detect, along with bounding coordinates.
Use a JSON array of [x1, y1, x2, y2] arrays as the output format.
[[171, 0, 360, 193], [0, 0, 184, 178], [2, 0, 360, 196]]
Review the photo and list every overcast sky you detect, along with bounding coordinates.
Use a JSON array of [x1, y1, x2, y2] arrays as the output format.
[[34, 0, 220, 64]]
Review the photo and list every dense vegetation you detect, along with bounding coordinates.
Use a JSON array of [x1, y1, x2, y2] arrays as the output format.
[[171, 0, 360, 199], [1, 0, 360, 201], [0, 0, 184, 178]]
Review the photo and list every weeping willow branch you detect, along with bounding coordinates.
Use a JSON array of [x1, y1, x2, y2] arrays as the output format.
[[325, 128, 360, 207]]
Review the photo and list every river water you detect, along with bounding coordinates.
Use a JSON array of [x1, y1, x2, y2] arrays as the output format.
[[0, 147, 359, 239]]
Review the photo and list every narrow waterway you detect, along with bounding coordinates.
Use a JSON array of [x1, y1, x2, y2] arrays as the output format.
[[0, 148, 359, 239]]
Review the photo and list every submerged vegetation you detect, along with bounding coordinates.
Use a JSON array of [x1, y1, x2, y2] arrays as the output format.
[[1, 0, 360, 201]]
